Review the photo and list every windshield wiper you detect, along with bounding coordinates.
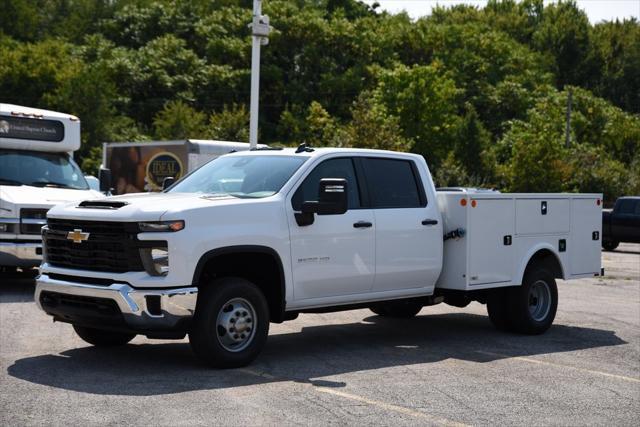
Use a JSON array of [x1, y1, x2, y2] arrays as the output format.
[[0, 178, 23, 186], [29, 181, 77, 189]]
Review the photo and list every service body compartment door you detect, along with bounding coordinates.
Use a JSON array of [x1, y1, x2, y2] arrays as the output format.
[[516, 198, 570, 235], [468, 199, 515, 286], [570, 198, 602, 275]]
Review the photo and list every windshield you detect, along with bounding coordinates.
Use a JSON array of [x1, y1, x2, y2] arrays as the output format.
[[0, 149, 89, 190], [169, 155, 307, 198]]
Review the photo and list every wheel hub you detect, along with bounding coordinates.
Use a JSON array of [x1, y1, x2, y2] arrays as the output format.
[[528, 280, 551, 322]]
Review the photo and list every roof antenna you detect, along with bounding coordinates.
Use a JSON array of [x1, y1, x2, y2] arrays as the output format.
[[295, 142, 315, 153]]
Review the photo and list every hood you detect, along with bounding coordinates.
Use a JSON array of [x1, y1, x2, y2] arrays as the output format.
[[46, 192, 240, 222], [0, 185, 102, 215]]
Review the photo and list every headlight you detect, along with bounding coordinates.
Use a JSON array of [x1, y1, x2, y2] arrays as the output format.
[[138, 220, 184, 232], [140, 246, 169, 276]]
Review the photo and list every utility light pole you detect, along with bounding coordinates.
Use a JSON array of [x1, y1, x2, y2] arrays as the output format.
[[565, 88, 573, 148], [249, 0, 271, 149]]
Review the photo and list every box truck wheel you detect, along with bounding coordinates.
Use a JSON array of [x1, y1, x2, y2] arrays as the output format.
[[602, 240, 618, 251], [508, 268, 558, 335], [370, 300, 422, 318], [73, 325, 135, 346], [189, 277, 269, 368]]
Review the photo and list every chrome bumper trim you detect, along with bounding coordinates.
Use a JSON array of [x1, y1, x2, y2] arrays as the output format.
[[35, 274, 198, 330], [0, 241, 42, 267]]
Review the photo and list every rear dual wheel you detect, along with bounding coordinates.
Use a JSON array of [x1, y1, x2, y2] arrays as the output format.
[[487, 267, 557, 335]]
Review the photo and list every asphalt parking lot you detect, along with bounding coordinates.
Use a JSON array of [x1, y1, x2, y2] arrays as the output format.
[[1, 245, 638, 426]]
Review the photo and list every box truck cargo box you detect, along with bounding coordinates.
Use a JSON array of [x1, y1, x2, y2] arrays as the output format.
[[102, 139, 265, 194]]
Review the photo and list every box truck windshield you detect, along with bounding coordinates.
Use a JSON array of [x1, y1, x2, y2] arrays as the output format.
[[0, 149, 89, 190]]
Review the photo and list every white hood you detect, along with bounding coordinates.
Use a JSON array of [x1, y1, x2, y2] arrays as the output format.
[[0, 185, 102, 215], [46, 192, 239, 222]]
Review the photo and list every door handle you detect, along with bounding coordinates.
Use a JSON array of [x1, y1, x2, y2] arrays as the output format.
[[353, 221, 373, 229], [422, 219, 438, 226]]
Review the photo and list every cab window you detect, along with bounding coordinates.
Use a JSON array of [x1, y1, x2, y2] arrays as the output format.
[[361, 158, 425, 208], [292, 158, 360, 210]]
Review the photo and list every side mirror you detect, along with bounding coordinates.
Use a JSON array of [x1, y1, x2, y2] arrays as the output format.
[[98, 168, 112, 194], [162, 176, 176, 191], [296, 178, 348, 226]]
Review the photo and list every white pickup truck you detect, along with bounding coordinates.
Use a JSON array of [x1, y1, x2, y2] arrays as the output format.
[[35, 147, 602, 368]]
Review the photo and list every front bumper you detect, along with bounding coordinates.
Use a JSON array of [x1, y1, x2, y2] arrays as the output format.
[[0, 241, 42, 267], [35, 273, 198, 337]]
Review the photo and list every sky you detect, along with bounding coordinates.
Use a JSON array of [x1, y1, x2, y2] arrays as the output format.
[[359, 0, 640, 23]]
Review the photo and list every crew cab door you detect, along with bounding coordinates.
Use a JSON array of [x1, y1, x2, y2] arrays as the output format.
[[360, 157, 442, 293], [287, 157, 375, 301]]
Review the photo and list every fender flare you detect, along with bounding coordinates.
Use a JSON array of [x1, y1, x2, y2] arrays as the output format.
[[516, 243, 566, 285], [191, 245, 286, 320]]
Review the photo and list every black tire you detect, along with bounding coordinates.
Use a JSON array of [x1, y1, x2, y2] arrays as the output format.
[[602, 240, 619, 251], [486, 288, 512, 332], [369, 305, 388, 316], [507, 268, 558, 335], [369, 300, 422, 318], [73, 325, 135, 347], [0, 266, 18, 275], [189, 277, 269, 368]]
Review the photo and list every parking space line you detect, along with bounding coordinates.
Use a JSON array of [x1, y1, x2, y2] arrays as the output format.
[[239, 368, 469, 426], [316, 386, 469, 426], [476, 351, 640, 383]]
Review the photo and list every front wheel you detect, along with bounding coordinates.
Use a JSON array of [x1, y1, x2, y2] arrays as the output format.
[[73, 325, 135, 346], [189, 277, 269, 368], [602, 240, 619, 251]]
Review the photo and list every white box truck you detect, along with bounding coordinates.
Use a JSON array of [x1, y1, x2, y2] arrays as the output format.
[[102, 140, 265, 194], [35, 146, 602, 367], [0, 104, 102, 269]]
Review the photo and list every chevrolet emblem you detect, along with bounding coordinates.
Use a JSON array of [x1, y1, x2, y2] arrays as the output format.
[[67, 229, 90, 244]]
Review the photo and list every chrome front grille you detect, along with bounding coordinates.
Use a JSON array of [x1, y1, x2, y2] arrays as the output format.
[[20, 208, 49, 235]]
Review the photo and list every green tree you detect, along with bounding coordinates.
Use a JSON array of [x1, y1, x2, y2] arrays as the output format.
[[153, 100, 207, 139], [433, 152, 470, 188], [587, 19, 640, 113], [343, 93, 412, 152], [453, 104, 492, 181], [207, 104, 250, 142], [532, 1, 591, 86], [498, 87, 640, 199], [373, 63, 462, 166], [305, 101, 344, 147]]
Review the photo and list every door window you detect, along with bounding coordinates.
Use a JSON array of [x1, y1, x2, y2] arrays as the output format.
[[362, 158, 425, 208], [292, 158, 360, 210], [618, 199, 635, 214]]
